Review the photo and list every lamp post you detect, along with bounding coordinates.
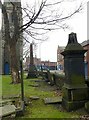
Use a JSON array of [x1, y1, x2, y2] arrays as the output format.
[[20, 59, 24, 102], [20, 48, 25, 112]]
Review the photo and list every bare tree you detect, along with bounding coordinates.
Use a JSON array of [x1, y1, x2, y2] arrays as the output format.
[[0, 0, 84, 83], [1, 1, 22, 83]]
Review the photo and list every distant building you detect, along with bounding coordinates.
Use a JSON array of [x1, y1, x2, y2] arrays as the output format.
[[25, 56, 41, 70], [57, 45, 65, 70], [24, 56, 57, 71], [41, 61, 57, 70], [81, 40, 89, 79]]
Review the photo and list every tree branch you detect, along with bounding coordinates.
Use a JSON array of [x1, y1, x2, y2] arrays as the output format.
[[20, 0, 47, 32]]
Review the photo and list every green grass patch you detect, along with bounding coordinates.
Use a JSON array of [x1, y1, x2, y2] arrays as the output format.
[[2, 75, 21, 96], [2, 75, 88, 119]]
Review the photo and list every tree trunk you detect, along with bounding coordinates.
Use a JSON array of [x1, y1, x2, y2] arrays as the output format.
[[10, 44, 20, 84]]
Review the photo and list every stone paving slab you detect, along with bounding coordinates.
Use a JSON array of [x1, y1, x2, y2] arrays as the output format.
[[29, 96, 40, 100], [43, 96, 62, 104], [2, 95, 20, 99], [0, 105, 16, 117], [0, 99, 15, 107]]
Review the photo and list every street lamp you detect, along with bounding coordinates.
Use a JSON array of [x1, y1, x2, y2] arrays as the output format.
[[20, 45, 25, 112]]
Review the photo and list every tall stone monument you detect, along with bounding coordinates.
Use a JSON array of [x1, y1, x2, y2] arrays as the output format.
[[61, 32, 89, 111], [27, 43, 37, 78]]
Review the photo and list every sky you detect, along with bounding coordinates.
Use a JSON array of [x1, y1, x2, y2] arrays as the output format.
[[22, 0, 89, 62], [35, 0, 89, 62], [0, 0, 89, 62]]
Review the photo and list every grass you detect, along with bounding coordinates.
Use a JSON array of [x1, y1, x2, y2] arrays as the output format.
[[2, 75, 88, 119]]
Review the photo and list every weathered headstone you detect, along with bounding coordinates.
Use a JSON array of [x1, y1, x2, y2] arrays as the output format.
[[27, 43, 38, 78], [29, 96, 40, 100], [43, 97, 62, 104], [0, 105, 16, 117], [61, 32, 89, 111]]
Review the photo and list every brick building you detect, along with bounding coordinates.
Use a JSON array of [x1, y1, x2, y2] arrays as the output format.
[[81, 40, 89, 79], [57, 45, 65, 70], [25, 56, 41, 70], [41, 61, 57, 70], [25, 57, 57, 71]]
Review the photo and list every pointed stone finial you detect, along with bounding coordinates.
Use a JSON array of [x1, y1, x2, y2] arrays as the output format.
[[68, 32, 78, 44], [30, 43, 34, 65]]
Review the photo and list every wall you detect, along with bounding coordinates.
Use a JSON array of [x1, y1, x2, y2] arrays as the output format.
[[87, 1, 89, 40], [83, 44, 89, 77]]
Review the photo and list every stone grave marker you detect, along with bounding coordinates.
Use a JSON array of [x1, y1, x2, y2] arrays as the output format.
[[0, 105, 16, 117], [61, 32, 89, 111], [43, 96, 62, 104]]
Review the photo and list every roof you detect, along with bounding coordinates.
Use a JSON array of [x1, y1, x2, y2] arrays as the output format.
[[81, 40, 89, 47], [57, 45, 65, 49]]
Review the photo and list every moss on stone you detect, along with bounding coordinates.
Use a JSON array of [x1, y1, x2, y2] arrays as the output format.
[[65, 43, 83, 51], [62, 98, 86, 111], [71, 74, 85, 86], [62, 86, 70, 100], [85, 101, 89, 113]]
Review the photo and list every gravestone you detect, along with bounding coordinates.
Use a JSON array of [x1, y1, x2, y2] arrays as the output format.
[[43, 97, 62, 104], [61, 32, 89, 111], [0, 105, 16, 117], [27, 43, 38, 78]]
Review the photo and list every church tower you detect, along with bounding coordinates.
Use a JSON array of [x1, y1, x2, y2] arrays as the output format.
[[2, 0, 23, 74]]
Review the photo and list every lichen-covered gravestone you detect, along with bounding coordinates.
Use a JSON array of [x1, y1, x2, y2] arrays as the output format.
[[61, 32, 89, 111]]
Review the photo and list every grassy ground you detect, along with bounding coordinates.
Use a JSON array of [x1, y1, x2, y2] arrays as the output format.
[[2, 75, 88, 119]]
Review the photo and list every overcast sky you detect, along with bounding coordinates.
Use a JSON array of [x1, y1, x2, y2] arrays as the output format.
[[21, 0, 88, 62], [35, 0, 88, 62]]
